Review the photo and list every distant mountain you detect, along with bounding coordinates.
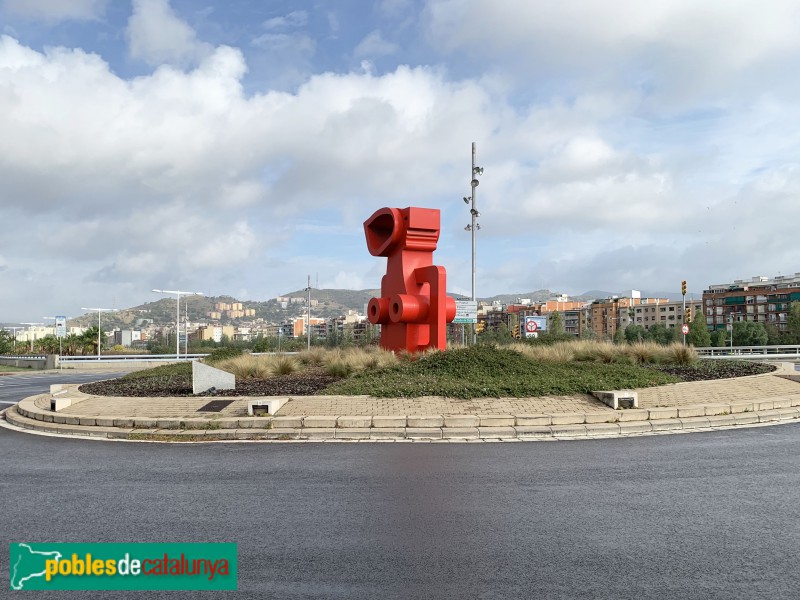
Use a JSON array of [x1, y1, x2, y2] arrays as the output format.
[[580, 290, 685, 302]]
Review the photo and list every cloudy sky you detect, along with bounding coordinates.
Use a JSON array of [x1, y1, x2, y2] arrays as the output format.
[[2, 0, 800, 323]]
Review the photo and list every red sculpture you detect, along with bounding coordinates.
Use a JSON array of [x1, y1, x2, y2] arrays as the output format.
[[364, 207, 456, 353]]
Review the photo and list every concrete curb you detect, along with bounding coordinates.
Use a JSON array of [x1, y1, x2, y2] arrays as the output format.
[[4, 395, 800, 443]]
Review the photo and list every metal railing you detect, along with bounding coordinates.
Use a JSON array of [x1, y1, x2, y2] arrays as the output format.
[[59, 353, 208, 363], [695, 345, 800, 359]]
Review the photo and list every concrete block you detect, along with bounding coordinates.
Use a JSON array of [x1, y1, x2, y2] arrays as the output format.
[[441, 427, 480, 440], [677, 406, 706, 418], [262, 428, 301, 440], [369, 428, 406, 440], [42, 414, 54, 423], [107, 429, 135, 439], [478, 426, 516, 439], [757, 409, 792, 423], [405, 427, 442, 440], [78, 417, 97, 426], [648, 408, 678, 420], [550, 424, 588, 437], [443, 415, 479, 428], [156, 419, 182, 430], [707, 415, 737, 427], [237, 418, 263, 428], [514, 414, 551, 426], [334, 428, 371, 440], [549, 413, 585, 425], [756, 401, 775, 411], [192, 361, 235, 395], [95, 418, 115, 427], [134, 418, 158, 429], [407, 415, 444, 428], [202, 430, 236, 441], [733, 413, 759, 425], [790, 397, 800, 408], [50, 397, 73, 412], [592, 390, 638, 409], [64, 416, 80, 425], [729, 402, 754, 414], [477, 414, 515, 427], [271, 416, 303, 428], [52, 415, 67, 424], [337, 416, 372, 428], [247, 398, 288, 416], [584, 411, 619, 424], [302, 416, 338, 428], [50, 384, 64, 393], [585, 423, 621, 436], [617, 409, 649, 422], [679, 416, 711, 429], [649, 419, 684, 432], [514, 426, 553, 439], [704, 404, 731, 416], [617, 421, 653, 434], [771, 397, 793, 409], [113, 418, 135, 428], [372, 416, 407, 428], [235, 430, 268, 440], [217, 418, 240, 429], [301, 428, 337, 440]]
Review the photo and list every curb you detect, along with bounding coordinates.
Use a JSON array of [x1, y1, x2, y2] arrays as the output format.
[[4, 396, 800, 443]]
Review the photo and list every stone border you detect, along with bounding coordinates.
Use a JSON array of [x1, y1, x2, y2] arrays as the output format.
[[4, 393, 800, 442]]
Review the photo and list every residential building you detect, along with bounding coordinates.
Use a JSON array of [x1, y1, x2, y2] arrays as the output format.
[[703, 273, 800, 333]]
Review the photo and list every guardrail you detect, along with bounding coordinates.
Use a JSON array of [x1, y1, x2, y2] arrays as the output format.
[[57, 352, 298, 364], [696, 345, 800, 359]]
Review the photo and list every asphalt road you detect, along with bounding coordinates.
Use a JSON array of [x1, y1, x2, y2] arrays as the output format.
[[1, 422, 799, 599], [0, 371, 124, 405]]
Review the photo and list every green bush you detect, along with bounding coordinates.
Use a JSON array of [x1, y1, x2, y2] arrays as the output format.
[[204, 346, 244, 365]]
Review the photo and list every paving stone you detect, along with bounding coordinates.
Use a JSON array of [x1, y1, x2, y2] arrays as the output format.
[[617, 421, 653, 434], [649, 419, 684, 432], [514, 414, 551, 426], [733, 413, 760, 425], [704, 404, 731, 416], [302, 416, 338, 428], [443, 415, 479, 428], [584, 423, 621, 436], [514, 426, 553, 439], [549, 413, 585, 425], [550, 424, 588, 437], [478, 426, 516, 439], [407, 415, 444, 428], [648, 408, 678, 420], [334, 428, 371, 440], [477, 414, 515, 427], [272, 416, 304, 428], [441, 427, 480, 440], [677, 406, 706, 418], [679, 416, 711, 429], [618, 409, 649, 422], [369, 428, 406, 440], [337, 416, 372, 428], [372, 416, 407, 428], [584, 411, 619, 424], [707, 414, 737, 427], [405, 427, 443, 440]]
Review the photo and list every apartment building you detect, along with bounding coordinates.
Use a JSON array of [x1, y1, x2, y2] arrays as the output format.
[[589, 295, 669, 338], [631, 300, 704, 330], [703, 273, 800, 332]]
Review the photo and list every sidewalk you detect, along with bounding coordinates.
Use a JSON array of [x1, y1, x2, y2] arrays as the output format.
[[3, 365, 800, 442]]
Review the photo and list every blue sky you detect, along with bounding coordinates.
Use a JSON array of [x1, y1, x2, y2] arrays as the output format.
[[2, 0, 800, 322]]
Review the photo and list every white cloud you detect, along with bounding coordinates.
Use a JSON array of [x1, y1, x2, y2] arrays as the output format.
[[354, 30, 399, 59], [262, 10, 308, 30], [126, 0, 212, 67], [3, 0, 106, 22]]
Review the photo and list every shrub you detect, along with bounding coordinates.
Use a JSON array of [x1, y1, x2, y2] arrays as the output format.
[[205, 346, 244, 365], [271, 355, 299, 376]]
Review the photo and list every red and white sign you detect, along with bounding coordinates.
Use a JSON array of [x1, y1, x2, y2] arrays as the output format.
[[681, 324, 689, 335], [525, 320, 538, 333]]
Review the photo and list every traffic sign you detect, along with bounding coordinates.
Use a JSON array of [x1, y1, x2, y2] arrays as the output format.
[[523, 316, 547, 337], [453, 299, 478, 324], [681, 324, 689, 335], [55, 316, 67, 339], [525, 320, 538, 333]]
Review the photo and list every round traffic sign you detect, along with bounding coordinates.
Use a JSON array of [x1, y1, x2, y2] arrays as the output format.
[[525, 320, 538, 333], [681, 324, 689, 335]]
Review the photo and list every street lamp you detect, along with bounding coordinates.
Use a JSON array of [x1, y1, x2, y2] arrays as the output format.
[[5, 326, 23, 352], [152, 290, 203, 359], [464, 142, 484, 345], [80, 308, 117, 359], [20, 322, 43, 353]]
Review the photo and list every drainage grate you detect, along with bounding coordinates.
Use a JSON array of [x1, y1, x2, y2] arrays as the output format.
[[197, 400, 234, 413]]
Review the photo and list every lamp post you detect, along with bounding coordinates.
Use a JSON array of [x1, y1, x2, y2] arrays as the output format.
[[5, 326, 23, 352], [80, 308, 117, 359], [304, 276, 312, 352], [152, 290, 203, 360], [20, 322, 43, 353], [463, 142, 484, 345]]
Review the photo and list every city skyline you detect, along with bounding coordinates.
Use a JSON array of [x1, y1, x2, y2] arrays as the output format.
[[2, 1, 800, 322]]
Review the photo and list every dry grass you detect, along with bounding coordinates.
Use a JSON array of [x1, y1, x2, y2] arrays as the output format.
[[214, 347, 398, 379], [508, 340, 698, 366]]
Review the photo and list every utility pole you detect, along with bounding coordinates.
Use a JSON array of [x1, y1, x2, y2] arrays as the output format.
[[464, 142, 484, 345], [306, 275, 312, 352]]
